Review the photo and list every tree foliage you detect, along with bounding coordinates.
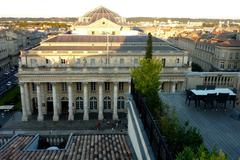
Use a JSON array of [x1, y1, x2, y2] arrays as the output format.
[[131, 58, 162, 96], [145, 32, 153, 59], [176, 145, 228, 160]]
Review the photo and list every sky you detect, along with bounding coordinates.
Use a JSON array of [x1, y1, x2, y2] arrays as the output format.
[[0, 0, 239, 19]]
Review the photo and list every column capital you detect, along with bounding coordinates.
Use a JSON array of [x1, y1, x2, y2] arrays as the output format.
[[83, 82, 88, 85], [51, 82, 56, 86], [113, 82, 119, 85], [36, 82, 41, 86], [67, 82, 73, 85], [19, 82, 25, 86]]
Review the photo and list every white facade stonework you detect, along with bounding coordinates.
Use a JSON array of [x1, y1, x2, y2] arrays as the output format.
[[18, 7, 191, 121]]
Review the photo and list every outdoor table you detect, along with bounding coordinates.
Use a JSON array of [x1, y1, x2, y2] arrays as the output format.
[[191, 88, 236, 108]]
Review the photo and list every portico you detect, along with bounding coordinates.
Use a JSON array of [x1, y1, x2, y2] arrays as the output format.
[[19, 81, 130, 121]]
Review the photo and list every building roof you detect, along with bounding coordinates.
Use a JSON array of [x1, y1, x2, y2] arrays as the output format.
[[45, 35, 165, 43], [33, 45, 180, 52], [78, 6, 125, 25], [0, 134, 134, 160], [218, 40, 240, 47]]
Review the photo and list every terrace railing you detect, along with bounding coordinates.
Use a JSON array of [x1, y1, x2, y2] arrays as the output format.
[[131, 81, 173, 160]]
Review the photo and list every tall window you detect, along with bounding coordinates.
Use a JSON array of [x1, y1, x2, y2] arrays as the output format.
[[89, 97, 97, 110], [133, 58, 138, 65], [176, 58, 180, 64], [46, 59, 50, 64], [76, 97, 83, 110], [119, 82, 124, 91], [76, 82, 81, 91], [91, 82, 96, 92], [105, 82, 110, 91], [162, 58, 166, 67], [120, 58, 124, 65], [61, 59, 66, 64], [117, 96, 125, 109], [62, 82, 67, 92], [104, 96, 111, 109], [32, 83, 36, 92], [90, 58, 96, 65], [47, 83, 52, 91], [220, 62, 225, 69]]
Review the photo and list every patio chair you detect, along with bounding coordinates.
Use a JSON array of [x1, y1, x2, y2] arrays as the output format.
[[203, 93, 217, 111], [216, 93, 229, 111], [196, 85, 206, 90], [185, 90, 197, 106], [206, 85, 216, 90]]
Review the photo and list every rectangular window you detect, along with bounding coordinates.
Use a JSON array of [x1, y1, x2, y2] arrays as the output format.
[[120, 58, 124, 65], [32, 83, 36, 92], [46, 59, 49, 64], [220, 62, 224, 69], [47, 83, 52, 91], [162, 58, 166, 67], [105, 82, 110, 91], [176, 58, 180, 64], [76, 82, 81, 91], [91, 82, 96, 91], [134, 58, 138, 65], [90, 58, 95, 65], [62, 82, 67, 92], [61, 59, 66, 64], [119, 82, 124, 91]]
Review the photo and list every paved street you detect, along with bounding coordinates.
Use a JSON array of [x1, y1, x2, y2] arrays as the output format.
[[0, 68, 18, 96], [160, 93, 240, 160], [0, 112, 128, 132]]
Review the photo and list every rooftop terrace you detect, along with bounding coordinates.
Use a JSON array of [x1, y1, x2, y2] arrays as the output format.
[[160, 93, 240, 160]]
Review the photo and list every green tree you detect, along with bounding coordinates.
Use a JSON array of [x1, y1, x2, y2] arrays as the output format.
[[131, 58, 163, 112], [145, 32, 153, 59], [176, 147, 195, 160]]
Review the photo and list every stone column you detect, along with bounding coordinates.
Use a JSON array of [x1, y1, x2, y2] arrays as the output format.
[[171, 82, 176, 93], [67, 82, 74, 121], [83, 82, 89, 120], [98, 82, 104, 120], [113, 82, 118, 120], [20, 83, 28, 121], [24, 83, 31, 115], [52, 83, 59, 121], [37, 83, 43, 121]]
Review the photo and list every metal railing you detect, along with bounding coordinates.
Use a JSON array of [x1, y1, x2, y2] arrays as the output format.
[[131, 82, 173, 160]]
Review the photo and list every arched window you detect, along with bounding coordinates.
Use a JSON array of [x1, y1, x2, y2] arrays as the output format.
[[32, 97, 37, 108], [117, 96, 125, 109], [104, 96, 111, 110], [89, 97, 97, 110], [76, 97, 83, 110]]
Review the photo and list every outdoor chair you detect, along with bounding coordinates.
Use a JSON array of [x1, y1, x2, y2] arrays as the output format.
[[196, 85, 206, 90], [216, 93, 229, 111], [206, 85, 216, 90], [185, 90, 197, 106], [203, 93, 217, 111]]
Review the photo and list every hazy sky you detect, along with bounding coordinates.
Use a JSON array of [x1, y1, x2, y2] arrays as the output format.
[[0, 0, 239, 19]]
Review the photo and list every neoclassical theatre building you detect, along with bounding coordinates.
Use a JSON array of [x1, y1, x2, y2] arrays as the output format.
[[18, 6, 191, 121]]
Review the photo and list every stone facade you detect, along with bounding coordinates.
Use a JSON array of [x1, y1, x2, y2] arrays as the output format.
[[18, 7, 191, 121], [170, 37, 240, 71]]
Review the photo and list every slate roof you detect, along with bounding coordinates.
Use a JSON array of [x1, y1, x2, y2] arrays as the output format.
[[45, 35, 165, 43], [33, 45, 179, 52]]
